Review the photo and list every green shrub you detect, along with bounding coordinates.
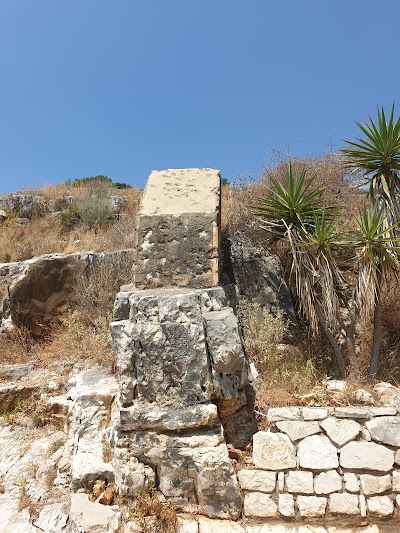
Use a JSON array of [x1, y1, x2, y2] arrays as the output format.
[[59, 196, 115, 230]]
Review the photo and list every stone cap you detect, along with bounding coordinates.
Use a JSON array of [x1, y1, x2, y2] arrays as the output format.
[[139, 168, 221, 215]]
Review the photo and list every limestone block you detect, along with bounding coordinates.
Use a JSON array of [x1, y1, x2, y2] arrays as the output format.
[[297, 496, 327, 518], [314, 471, 342, 495], [369, 406, 397, 416], [243, 492, 278, 518], [344, 473, 360, 493], [238, 469, 276, 492], [361, 428, 372, 441], [267, 407, 301, 421], [340, 441, 394, 472], [286, 471, 314, 494], [334, 407, 370, 419], [33, 503, 69, 532], [198, 516, 246, 533], [393, 470, 400, 492], [253, 432, 296, 470], [278, 493, 295, 518], [396, 449, 400, 466], [276, 421, 320, 442], [320, 417, 360, 447], [70, 493, 120, 532], [360, 474, 391, 496], [204, 308, 247, 398], [329, 493, 359, 515], [366, 495, 394, 518], [278, 471, 285, 491], [397, 495, 400, 509], [366, 416, 400, 446], [301, 407, 329, 420], [359, 494, 367, 518], [134, 168, 220, 289], [297, 435, 339, 470]]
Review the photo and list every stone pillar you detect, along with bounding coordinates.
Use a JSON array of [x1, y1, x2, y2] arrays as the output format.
[[134, 168, 221, 289]]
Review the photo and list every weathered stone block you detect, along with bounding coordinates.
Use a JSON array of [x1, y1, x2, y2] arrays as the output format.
[[267, 407, 301, 421], [360, 474, 391, 496], [253, 432, 296, 471], [297, 496, 327, 518], [314, 470, 342, 495], [393, 470, 400, 492], [366, 495, 394, 518], [286, 471, 313, 494], [278, 494, 295, 518], [134, 169, 220, 289], [329, 493, 359, 515], [237, 469, 276, 493], [243, 492, 278, 518], [344, 472, 360, 493], [366, 416, 400, 446], [320, 417, 360, 447], [340, 441, 394, 472], [297, 435, 339, 470], [301, 407, 329, 420], [275, 420, 320, 442]]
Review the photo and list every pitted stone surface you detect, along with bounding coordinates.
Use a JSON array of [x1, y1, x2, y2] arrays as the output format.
[[253, 432, 296, 471], [134, 168, 221, 289], [340, 441, 394, 472], [297, 435, 339, 470]]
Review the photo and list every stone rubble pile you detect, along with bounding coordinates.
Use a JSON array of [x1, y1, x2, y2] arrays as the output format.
[[239, 405, 400, 521]]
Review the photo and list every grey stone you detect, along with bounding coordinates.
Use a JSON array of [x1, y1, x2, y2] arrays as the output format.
[[253, 432, 296, 470], [243, 492, 278, 518], [374, 382, 400, 410], [301, 407, 329, 420], [276, 420, 320, 442], [238, 469, 276, 492], [297, 495, 327, 518], [320, 417, 360, 447], [329, 493, 359, 515], [366, 495, 394, 517], [361, 427, 372, 441], [369, 406, 397, 416], [34, 503, 69, 532], [366, 416, 400, 446], [314, 470, 342, 495], [352, 388, 374, 405], [278, 493, 295, 518], [0, 363, 34, 380], [267, 407, 301, 421], [297, 435, 339, 470], [334, 407, 370, 419], [360, 474, 391, 495], [340, 441, 394, 472], [286, 471, 313, 494], [344, 473, 360, 493]]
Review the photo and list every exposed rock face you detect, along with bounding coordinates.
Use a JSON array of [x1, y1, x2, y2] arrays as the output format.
[[221, 231, 295, 319], [0, 249, 135, 336], [134, 169, 221, 289], [110, 285, 252, 518]]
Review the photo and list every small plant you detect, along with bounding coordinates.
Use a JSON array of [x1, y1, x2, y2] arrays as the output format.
[[124, 486, 178, 533], [47, 438, 65, 457]]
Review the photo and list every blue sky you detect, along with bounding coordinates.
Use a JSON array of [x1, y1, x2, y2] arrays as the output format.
[[0, 0, 399, 193]]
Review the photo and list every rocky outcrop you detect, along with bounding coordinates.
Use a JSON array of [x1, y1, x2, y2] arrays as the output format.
[[110, 285, 256, 519], [0, 249, 135, 336], [134, 169, 221, 289], [221, 231, 295, 319]]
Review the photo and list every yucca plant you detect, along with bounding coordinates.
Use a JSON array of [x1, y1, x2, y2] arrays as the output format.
[[255, 164, 348, 377], [351, 206, 400, 381]]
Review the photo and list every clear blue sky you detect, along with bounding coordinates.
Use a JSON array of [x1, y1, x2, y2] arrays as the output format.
[[1, 0, 399, 193]]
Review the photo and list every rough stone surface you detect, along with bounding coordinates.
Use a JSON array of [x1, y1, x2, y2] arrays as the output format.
[[33, 503, 69, 532], [238, 469, 276, 493], [286, 471, 314, 494], [334, 407, 370, 419], [70, 492, 120, 532], [329, 493, 359, 515], [360, 474, 392, 496], [393, 470, 400, 492], [320, 417, 360, 447], [297, 496, 327, 518], [253, 432, 296, 471], [314, 471, 342, 495], [276, 421, 320, 442], [297, 435, 339, 470], [134, 168, 221, 289], [374, 382, 400, 410], [395, 449, 400, 467], [340, 441, 394, 472], [366, 416, 400, 446], [267, 407, 301, 421], [243, 492, 278, 518], [344, 473, 360, 493], [301, 407, 329, 420], [366, 496, 394, 518], [278, 493, 295, 518]]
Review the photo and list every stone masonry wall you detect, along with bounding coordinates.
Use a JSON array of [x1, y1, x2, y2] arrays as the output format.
[[238, 406, 400, 523]]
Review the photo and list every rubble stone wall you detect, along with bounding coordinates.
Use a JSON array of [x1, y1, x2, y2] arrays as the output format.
[[240, 406, 400, 522]]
